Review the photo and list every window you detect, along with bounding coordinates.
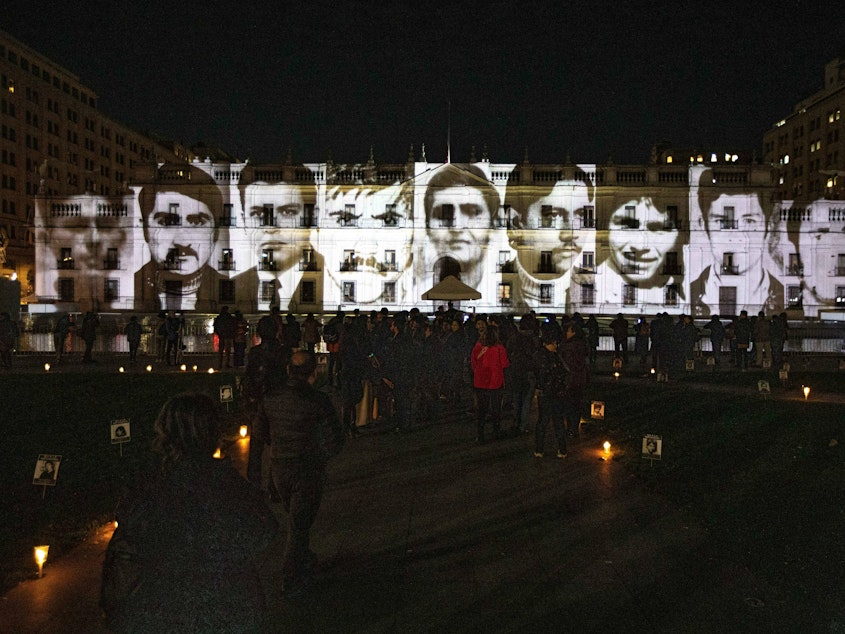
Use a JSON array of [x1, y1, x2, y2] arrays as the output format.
[[382, 250, 396, 272], [621, 254, 639, 275], [219, 280, 235, 303], [342, 250, 356, 271], [665, 205, 679, 230], [58, 278, 74, 301], [436, 204, 455, 228], [260, 281, 276, 303], [622, 205, 637, 229], [260, 249, 276, 271], [58, 247, 74, 269], [220, 248, 235, 271], [718, 287, 737, 316], [383, 203, 399, 226], [720, 206, 737, 230], [539, 284, 553, 305], [219, 203, 234, 227], [300, 280, 316, 304], [383, 281, 397, 304], [342, 281, 356, 303], [261, 204, 274, 227], [104, 248, 119, 270], [787, 286, 802, 307], [165, 248, 181, 270], [722, 253, 738, 275], [663, 252, 681, 276], [341, 204, 358, 227], [538, 251, 554, 274], [836, 286, 845, 306], [104, 279, 119, 302], [497, 250, 514, 273], [622, 284, 637, 306], [837, 254, 845, 276], [787, 253, 803, 276], [580, 283, 595, 306], [540, 205, 555, 228], [581, 205, 595, 229], [301, 203, 316, 227], [581, 251, 595, 272], [498, 282, 512, 306], [664, 284, 679, 306], [162, 203, 181, 226], [301, 247, 317, 271]]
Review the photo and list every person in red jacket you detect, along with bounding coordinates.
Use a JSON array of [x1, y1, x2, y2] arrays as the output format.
[[471, 325, 510, 444]]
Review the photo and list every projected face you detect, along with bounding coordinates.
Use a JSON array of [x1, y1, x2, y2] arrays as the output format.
[[426, 186, 490, 276], [144, 191, 217, 278], [608, 197, 679, 284], [704, 194, 766, 275], [522, 180, 594, 275]]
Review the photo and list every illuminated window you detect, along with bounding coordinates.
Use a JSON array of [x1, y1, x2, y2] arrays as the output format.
[[341, 204, 357, 227], [787, 286, 802, 307], [581, 283, 595, 306], [342, 281, 356, 303], [538, 251, 554, 274], [301, 248, 317, 271], [261, 204, 274, 226], [497, 250, 513, 273], [342, 250, 356, 271], [383, 281, 396, 304], [722, 253, 738, 275], [219, 249, 235, 271], [664, 284, 678, 306], [259, 281, 275, 303], [539, 284, 553, 305], [383, 250, 396, 271], [581, 251, 595, 272], [260, 249, 275, 271], [720, 206, 737, 230], [498, 283, 512, 305], [581, 206, 595, 229], [836, 286, 845, 305], [622, 284, 637, 306]]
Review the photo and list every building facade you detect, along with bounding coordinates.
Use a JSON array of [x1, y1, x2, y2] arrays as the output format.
[[0, 30, 185, 295], [763, 57, 845, 203], [32, 156, 845, 319]]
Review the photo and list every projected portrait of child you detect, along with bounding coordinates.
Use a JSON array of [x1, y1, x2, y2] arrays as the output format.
[[423, 165, 500, 290], [505, 168, 596, 311], [136, 164, 228, 311], [690, 169, 783, 317]]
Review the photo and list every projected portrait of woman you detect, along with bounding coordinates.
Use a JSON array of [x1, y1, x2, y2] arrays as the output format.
[[423, 165, 500, 290], [690, 169, 783, 317], [506, 168, 596, 311], [136, 164, 227, 311]]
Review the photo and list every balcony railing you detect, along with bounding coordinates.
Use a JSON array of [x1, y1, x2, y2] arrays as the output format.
[[621, 263, 640, 275], [103, 260, 120, 270], [259, 262, 277, 271], [57, 259, 75, 270], [378, 262, 398, 272], [835, 267, 845, 276], [497, 262, 515, 273], [720, 219, 738, 230], [721, 264, 739, 275], [299, 261, 320, 271], [340, 261, 359, 272], [661, 265, 683, 275], [218, 260, 236, 271], [162, 260, 182, 271], [535, 265, 556, 274], [786, 265, 804, 276], [300, 216, 317, 228]]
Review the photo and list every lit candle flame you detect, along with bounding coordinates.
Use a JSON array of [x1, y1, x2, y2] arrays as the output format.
[[44, 363, 50, 371], [34, 545, 49, 577]]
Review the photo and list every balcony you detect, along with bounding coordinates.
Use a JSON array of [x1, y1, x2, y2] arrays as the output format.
[[535, 265, 556, 275], [162, 260, 182, 271], [299, 260, 320, 271], [57, 259, 75, 270], [721, 264, 739, 275], [661, 265, 683, 276], [621, 263, 640, 275], [300, 216, 317, 228], [786, 265, 804, 276], [340, 261, 359, 272], [218, 260, 236, 271], [378, 262, 398, 272], [497, 261, 515, 273], [720, 219, 738, 230], [259, 262, 277, 272], [218, 216, 235, 227], [103, 259, 120, 270]]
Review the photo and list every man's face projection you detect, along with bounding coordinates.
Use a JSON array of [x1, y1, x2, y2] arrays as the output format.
[[146, 192, 216, 277]]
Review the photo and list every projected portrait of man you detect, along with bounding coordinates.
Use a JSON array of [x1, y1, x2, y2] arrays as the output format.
[[136, 164, 227, 311], [506, 168, 596, 311], [423, 165, 500, 289], [691, 169, 783, 317], [604, 195, 687, 288]]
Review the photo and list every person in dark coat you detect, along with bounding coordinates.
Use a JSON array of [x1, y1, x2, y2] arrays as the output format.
[[733, 310, 752, 370], [213, 306, 236, 369], [559, 322, 589, 439], [80, 311, 100, 362], [505, 318, 538, 434], [609, 313, 629, 363], [124, 316, 142, 363], [533, 330, 569, 459], [770, 312, 788, 368], [704, 315, 726, 365], [263, 351, 344, 595], [585, 314, 600, 365], [100, 393, 278, 632]]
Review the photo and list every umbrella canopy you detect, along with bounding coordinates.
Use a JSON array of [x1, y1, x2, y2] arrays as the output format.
[[421, 275, 481, 301]]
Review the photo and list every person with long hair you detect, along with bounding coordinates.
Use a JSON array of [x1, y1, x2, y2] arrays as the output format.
[[470, 325, 509, 443]]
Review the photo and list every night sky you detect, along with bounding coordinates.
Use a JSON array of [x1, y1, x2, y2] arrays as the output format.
[[3, 0, 843, 165]]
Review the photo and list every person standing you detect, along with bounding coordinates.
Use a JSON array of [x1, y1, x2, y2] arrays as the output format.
[[559, 322, 589, 439], [301, 313, 321, 357], [380, 316, 415, 433], [100, 393, 278, 632], [213, 306, 236, 370], [125, 316, 142, 363], [163, 311, 181, 366], [734, 310, 752, 370], [80, 311, 100, 363], [505, 317, 537, 435], [704, 315, 725, 366], [53, 313, 73, 362], [0, 312, 14, 368], [634, 316, 650, 367], [770, 312, 788, 368], [753, 311, 771, 366], [263, 351, 344, 596], [322, 311, 344, 386], [470, 325, 509, 444], [610, 313, 629, 363], [533, 331, 569, 458], [233, 310, 248, 368], [585, 314, 600, 365]]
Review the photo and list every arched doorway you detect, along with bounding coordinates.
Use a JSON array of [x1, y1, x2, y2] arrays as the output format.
[[434, 256, 461, 282]]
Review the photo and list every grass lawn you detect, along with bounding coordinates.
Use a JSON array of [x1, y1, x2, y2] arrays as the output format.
[[1, 364, 844, 617]]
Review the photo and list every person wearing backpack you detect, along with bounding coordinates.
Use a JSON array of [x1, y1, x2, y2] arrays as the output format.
[[532, 330, 569, 459]]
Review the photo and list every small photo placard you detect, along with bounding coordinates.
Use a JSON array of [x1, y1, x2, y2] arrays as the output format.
[[33, 454, 62, 486], [757, 380, 771, 394], [590, 401, 605, 420], [706, 356, 716, 366], [612, 357, 623, 370], [839, 359, 845, 371], [782, 362, 791, 372], [110, 419, 131, 444], [220, 385, 234, 403], [762, 359, 772, 369], [685, 359, 695, 371], [656, 371, 669, 383], [642, 435, 662, 460], [778, 369, 789, 381]]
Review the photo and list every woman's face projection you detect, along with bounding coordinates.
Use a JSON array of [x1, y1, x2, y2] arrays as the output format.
[[608, 196, 680, 284]]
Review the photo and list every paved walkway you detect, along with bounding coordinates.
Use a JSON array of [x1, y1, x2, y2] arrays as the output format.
[[1, 354, 843, 632]]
